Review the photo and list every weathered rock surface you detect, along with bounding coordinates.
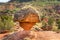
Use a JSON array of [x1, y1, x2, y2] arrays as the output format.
[[2, 31, 60, 40]]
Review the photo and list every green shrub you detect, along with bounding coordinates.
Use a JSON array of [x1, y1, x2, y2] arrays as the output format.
[[0, 14, 14, 32], [48, 17, 54, 26], [56, 19, 60, 29]]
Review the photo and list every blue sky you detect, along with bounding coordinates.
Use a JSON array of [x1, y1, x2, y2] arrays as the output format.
[[0, 0, 10, 2]]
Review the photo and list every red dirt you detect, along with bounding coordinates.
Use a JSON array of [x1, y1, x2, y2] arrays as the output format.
[[0, 33, 8, 39]]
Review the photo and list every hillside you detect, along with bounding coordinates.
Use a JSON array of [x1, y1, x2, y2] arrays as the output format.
[[0, 0, 60, 40]]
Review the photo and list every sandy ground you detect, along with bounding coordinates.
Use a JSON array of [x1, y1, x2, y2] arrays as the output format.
[[0, 33, 8, 40], [1, 31, 60, 40], [30, 31, 60, 40]]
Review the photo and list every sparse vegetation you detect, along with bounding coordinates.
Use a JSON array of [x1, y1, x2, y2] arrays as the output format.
[[0, 0, 60, 40], [0, 10, 14, 33]]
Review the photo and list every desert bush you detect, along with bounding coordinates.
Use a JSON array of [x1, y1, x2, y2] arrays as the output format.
[[48, 17, 55, 26], [0, 12, 14, 33], [41, 17, 55, 31], [56, 19, 60, 29]]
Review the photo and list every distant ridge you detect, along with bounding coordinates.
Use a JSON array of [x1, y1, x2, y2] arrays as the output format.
[[9, 0, 32, 3]]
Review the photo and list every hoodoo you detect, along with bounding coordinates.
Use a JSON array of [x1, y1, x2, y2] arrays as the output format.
[[14, 8, 40, 30]]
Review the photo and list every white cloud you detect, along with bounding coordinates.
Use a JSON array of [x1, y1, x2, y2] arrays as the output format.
[[0, 0, 10, 2]]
